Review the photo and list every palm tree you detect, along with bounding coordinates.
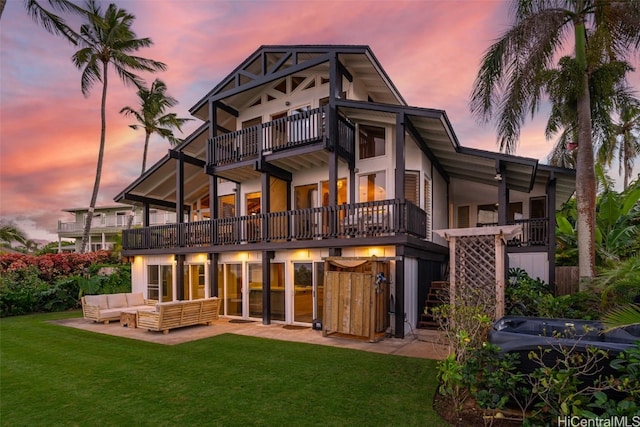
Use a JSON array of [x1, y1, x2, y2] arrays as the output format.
[[120, 79, 192, 175], [120, 78, 191, 228], [545, 54, 635, 171], [0, 224, 27, 247], [470, 0, 640, 283], [72, 0, 166, 253], [598, 101, 640, 189], [21, 0, 86, 42]]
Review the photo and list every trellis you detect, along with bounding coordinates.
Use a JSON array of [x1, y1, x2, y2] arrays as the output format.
[[434, 226, 521, 319]]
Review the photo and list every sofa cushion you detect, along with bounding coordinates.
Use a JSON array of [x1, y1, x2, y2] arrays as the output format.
[[84, 294, 108, 309], [107, 293, 127, 309], [126, 292, 145, 307]]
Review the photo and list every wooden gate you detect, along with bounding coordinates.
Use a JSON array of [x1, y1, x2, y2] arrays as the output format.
[[322, 261, 389, 342]]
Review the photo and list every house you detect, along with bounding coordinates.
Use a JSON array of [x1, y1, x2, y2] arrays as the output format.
[[115, 45, 576, 338], [57, 204, 176, 253]]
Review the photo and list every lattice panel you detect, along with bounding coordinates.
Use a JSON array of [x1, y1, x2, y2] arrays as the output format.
[[454, 235, 496, 311]]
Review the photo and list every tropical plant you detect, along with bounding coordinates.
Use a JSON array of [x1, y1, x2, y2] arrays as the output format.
[[598, 100, 640, 189], [71, 0, 166, 253], [470, 0, 640, 284], [556, 178, 640, 267], [0, 223, 27, 249], [120, 78, 191, 175], [22, 0, 85, 42]]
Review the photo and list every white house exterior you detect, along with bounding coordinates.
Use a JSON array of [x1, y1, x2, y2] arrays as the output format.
[[115, 46, 575, 337]]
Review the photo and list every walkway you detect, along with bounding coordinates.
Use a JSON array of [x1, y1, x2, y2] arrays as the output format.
[[55, 317, 449, 360]]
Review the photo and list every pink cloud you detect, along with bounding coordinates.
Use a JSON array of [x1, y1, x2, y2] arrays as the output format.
[[1, 0, 638, 241]]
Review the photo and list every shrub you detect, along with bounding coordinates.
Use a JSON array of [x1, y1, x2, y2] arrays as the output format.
[[0, 251, 129, 317]]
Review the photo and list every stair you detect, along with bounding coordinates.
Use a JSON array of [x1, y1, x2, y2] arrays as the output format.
[[418, 281, 449, 328]]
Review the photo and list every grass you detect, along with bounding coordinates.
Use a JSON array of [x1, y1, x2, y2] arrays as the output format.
[[1, 312, 447, 426]]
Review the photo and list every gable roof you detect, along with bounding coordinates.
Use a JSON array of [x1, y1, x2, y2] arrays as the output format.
[[190, 45, 406, 121]]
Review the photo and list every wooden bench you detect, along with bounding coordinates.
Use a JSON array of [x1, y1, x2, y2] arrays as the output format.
[[137, 298, 220, 334]]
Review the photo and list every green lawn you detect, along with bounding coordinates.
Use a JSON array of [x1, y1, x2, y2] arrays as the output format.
[[1, 312, 448, 426]]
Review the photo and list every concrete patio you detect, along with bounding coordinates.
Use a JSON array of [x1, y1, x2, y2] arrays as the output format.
[[54, 317, 449, 360]]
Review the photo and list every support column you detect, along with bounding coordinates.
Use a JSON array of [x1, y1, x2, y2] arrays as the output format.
[[176, 152, 185, 247], [394, 257, 405, 338], [176, 254, 185, 300], [395, 113, 406, 200], [262, 251, 275, 325], [209, 253, 218, 298]]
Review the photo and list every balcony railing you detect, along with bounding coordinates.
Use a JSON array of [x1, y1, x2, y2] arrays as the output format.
[[123, 199, 426, 250], [480, 218, 549, 247], [207, 106, 355, 166], [58, 212, 177, 233]]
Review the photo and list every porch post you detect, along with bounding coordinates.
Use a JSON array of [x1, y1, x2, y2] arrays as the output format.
[[143, 202, 150, 227], [209, 253, 218, 298], [262, 251, 274, 325], [497, 161, 509, 225], [547, 173, 557, 294], [394, 257, 405, 338], [261, 172, 270, 241], [395, 112, 406, 201], [176, 254, 185, 300], [176, 152, 185, 247]]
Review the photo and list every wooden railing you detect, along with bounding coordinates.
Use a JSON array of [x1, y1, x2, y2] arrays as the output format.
[[123, 199, 426, 250], [480, 218, 549, 247], [207, 106, 355, 166]]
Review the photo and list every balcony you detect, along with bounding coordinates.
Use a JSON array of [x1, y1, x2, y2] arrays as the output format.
[[207, 106, 355, 168], [481, 218, 549, 247], [122, 199, 426, 250]]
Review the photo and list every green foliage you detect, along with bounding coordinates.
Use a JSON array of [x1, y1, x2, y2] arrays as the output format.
[[585, 344, 640, 417], [506, 268, 553, 315], [461, 343, 523, 411], [556, 180, 640, 267], [506, 268, 602, 319], [0, 252, 130, 317]]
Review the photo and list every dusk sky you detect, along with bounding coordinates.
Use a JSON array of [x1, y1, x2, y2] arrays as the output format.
[[1, 0, 638, 242]]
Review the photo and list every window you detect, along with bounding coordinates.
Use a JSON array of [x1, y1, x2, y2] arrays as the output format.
[[116, 211, 128, 227], [147, 265, 159, 300], [359, 172, 386, 202], [405, 171, 419, 205], [457, 206, 470, 228], [424, 176, 432, 240], [218, 194, 236, 218], [477, 202, 523, 225], [148, 264, 173, 302], [358, 124, 385, 159]]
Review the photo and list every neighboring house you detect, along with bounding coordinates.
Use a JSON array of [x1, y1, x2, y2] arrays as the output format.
[[115, 45, 576, 337], [57, 204, 176, 253]]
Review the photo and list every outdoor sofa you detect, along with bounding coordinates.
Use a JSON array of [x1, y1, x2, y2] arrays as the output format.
[[137, 297, 220, 334], [81, 292, 157, 324]]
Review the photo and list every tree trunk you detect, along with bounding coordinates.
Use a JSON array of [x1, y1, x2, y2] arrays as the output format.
[[141, 131, 151, 175], [574, 21, 597, 286], [80, 61, 109, 253]]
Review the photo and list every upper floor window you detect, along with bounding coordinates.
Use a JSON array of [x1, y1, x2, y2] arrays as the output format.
[[359, 125, 385, 159], [359, 171, 386, 202]]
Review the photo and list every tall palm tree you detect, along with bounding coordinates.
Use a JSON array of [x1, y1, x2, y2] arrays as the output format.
[[470, 0, 640, 283], [598, 101, 640, 189], [545, 54, 635, 170], [120, 79, 192, 175], [22, 0, 86, 42], [73, 0, 166, 253], [120, 78, 191, 228], [0, 224, 27, 247]]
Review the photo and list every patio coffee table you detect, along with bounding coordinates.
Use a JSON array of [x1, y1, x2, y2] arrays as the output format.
[[120, 310, 137, 328]]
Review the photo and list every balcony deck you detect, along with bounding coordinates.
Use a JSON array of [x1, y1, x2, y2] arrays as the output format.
[[481, 218, 549, 248], [207, 106, 354, 172], [123, 199, 426, 251]]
